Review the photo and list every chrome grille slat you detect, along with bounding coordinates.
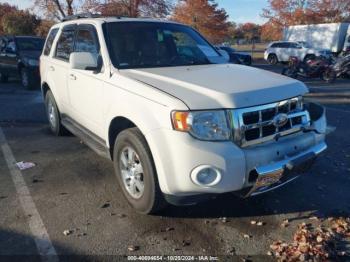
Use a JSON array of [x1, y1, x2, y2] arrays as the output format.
[[230, 97, 310, 147]]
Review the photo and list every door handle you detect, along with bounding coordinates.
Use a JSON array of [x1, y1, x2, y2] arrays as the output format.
[[49, 66, 55, 71], [69, 74, 76, 80]]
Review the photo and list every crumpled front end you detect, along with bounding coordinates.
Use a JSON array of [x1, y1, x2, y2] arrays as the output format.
[[147, 97, 328, 206], [239, 101, 327, 197]]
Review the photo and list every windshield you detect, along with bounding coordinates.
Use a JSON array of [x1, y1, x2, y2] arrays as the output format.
[[16, 37, 45, 51], [105, 22, 226, 69]]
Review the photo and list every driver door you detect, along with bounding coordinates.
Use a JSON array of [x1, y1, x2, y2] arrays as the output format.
[[67, 24, 105, 138]]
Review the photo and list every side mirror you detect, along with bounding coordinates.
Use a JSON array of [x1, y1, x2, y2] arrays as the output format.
[[218, 49, 230, 62], [70, 52, 102, 72]]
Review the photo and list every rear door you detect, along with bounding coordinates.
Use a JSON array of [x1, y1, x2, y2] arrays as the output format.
[[288, 42, 302, 59], [67, 24, 105, 137], [40, 27, 59, 81], [279, 42, 292, 61], [49, 24, 77, 114], [272, 43, 284, 61]]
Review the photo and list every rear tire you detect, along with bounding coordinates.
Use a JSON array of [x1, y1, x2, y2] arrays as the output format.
[[113, 128, 167, 214], [267, 54, 278, 65], [45, 90, 68, 136]]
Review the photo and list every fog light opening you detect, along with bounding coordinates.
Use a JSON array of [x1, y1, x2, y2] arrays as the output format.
[[191, 165, 222, 187], [248, 170, 259, 183]]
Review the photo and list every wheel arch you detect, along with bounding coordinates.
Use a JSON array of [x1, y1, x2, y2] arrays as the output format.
[[41, 82, 51, 98], [107, 116, 137, 159]]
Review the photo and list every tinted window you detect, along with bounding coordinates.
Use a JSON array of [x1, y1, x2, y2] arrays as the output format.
[[271, 43, 280, 48], [16, 37, 44, 51], [44, 28, 59, 56], [75, 26, 99, 54], [289, 43, 299, 48], [105, 22, 225, 69], [55, 26, 76, 61]]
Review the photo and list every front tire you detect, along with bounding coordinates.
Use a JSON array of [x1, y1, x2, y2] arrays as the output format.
[[113, 128, 167, 214], [45, 90, 67, 136]]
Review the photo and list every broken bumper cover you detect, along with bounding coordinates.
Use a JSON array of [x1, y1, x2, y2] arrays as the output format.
[[245, 141, 327, 197]]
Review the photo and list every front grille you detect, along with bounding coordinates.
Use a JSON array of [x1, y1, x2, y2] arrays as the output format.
[[230, 97, 310, 147]]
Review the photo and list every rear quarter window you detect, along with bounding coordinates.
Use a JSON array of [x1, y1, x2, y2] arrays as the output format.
[[43, 28, 59, 56]]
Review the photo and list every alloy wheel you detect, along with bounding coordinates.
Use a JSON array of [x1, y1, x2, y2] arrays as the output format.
[[119, 146, 145, 199]]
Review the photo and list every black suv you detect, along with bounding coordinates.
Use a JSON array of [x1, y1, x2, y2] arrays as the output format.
[[0, 36, 45, 89], [216, 46, 252, 65]]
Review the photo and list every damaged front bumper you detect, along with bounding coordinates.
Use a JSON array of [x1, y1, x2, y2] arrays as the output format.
[[245, 141, 326, 197], [242, 102, 328, 197]]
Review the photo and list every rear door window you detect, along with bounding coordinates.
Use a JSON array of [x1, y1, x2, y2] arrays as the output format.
[[44, 28, 59, 56], [55, 25, 76, 61]]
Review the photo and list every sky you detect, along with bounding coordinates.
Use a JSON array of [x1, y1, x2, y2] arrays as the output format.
[[1, 0, 269, 24]]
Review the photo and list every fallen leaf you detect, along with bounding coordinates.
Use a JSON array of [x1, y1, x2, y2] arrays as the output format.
[[128, 245, 139, 251], [63, 229, 72, 236]]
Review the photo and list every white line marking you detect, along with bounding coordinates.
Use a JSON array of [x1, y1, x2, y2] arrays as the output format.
[[0, 127, 58, 262]]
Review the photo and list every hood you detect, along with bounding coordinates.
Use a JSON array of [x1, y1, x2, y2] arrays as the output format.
[[120, 64, 308, 110], [18, 50, 41, 60]]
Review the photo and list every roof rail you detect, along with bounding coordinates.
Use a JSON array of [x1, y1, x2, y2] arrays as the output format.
[[61, 13, 101, 22]]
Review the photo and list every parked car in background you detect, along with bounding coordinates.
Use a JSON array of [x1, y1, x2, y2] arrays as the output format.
[[216, 45, 252, 65], [264, 41, 331, 65], [0, 36, 45, 89], [284, 23, 350, 55], [41, 14, 327, 214]]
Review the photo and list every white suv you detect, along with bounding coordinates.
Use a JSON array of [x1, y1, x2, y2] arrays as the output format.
[[264, 41, 331, 64], [40, 14, 327, 214]]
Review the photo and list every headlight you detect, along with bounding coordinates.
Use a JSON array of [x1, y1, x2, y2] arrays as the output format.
[[24, 58, 39, 66], [171, 110, 231, 141]]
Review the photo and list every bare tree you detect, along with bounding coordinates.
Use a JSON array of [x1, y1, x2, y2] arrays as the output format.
[[32, 0, 79, 20]]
